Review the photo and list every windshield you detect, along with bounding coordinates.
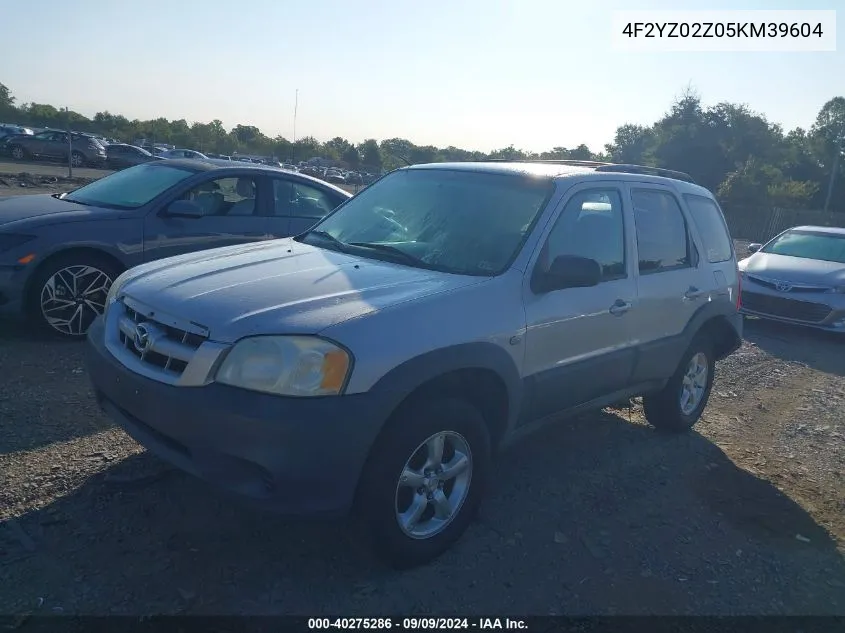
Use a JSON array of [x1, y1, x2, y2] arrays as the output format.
[[762, 230, 845, 265], [64, 163, 195, 209], [299, 168, 554, 276]]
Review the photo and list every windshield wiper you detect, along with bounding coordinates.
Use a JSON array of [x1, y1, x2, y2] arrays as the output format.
[[301, 230, 347, 249], [347, 241, 426, 266]]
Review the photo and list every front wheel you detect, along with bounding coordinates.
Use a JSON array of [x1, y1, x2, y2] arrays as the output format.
[[357, 397, 491, 569], [70, 151, 85, 168], [10, 145, 26, 161], [643, 336, 715, 432], [27, 254, 121, 339]]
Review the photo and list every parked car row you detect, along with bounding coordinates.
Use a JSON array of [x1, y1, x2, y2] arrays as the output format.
[[0, 128, 108, 167]]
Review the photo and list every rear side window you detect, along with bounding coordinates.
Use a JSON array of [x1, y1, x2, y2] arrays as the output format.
[[684, 194, 733, 263], [631, 189, 692, 274]]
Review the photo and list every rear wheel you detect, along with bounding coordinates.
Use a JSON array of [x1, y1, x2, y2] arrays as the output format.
[[10, 145, 26, 161], [27, 253, 121, 339], [357, 397, 491, 569], [643, 335, 715, 432]]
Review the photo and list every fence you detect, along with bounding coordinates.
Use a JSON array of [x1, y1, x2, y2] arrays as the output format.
[[722, 205, 845, 242]]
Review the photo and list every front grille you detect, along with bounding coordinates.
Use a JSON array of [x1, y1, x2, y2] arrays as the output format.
[[746, 274, 830, 294], [741, 291, 832, 323], [115, 300, 207, 377]]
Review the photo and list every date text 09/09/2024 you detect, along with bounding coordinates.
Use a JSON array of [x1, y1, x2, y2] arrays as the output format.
[[621, 22, 824, 38], [307, 618, 528, 630]]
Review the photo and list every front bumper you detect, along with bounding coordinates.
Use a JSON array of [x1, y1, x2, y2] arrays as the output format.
[[0, 264, 28, 317], [84, 317, 392, 516]]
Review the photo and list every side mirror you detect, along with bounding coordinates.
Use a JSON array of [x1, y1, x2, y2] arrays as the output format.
[[533, 254, 602, 293], [747, 243, 762, 254], [165, 199, 205, 218]]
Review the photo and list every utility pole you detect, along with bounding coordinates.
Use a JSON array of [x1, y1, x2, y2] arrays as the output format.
[[291, 88, 298, 164], [65, 107, 73, 178], [823, 125, 845, 213]]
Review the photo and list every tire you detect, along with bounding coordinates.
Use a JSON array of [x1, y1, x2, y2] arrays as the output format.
[[357, 397, 491, 569], [10, 145, 26, 161], [70, 151, 85, 168], [643, 335, 716, 432], [27, 252, 122, 339]]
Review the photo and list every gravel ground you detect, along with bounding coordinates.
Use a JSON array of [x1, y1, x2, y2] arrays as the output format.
[[1, 213, 844, 616]]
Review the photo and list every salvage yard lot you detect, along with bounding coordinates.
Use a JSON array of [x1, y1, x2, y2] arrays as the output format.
[[1, 180, 844, 616]]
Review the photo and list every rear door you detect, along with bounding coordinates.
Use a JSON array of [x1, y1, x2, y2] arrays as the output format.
[[142, 173, 272, 262], [625, 184, 712, 383]]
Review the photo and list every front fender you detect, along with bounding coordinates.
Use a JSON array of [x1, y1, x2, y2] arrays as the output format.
[[367, 341, 524, 430]]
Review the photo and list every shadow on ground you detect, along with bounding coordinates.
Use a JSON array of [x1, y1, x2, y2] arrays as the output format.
[[0, 322, 106, 455], [743, 317, 845, 377], [3, 410, 843, 616]]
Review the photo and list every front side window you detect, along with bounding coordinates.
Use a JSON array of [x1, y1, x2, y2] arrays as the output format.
[[300, 169, 554, 276], [273, 179, 340, 219], [632, 189, 692, 274], [541, 188, 626, 281], [64, 163, 195, 209], [762, 230, 845, 264]]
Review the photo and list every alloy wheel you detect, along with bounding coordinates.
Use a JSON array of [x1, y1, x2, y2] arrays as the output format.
[[40, 265, 113, 336]]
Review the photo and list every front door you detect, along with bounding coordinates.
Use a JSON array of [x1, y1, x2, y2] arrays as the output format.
[[521, 183, 638, 423], [267, 176, 347, 238], [142, 174, 272, 262]]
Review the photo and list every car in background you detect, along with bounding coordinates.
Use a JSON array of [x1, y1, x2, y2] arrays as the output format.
[[738, 225, 845, 333], [4, 129, 107, 167], [159, 149, 209, 160], [0, 124, 34, 140], [0, 159, 351, 338], [106, 144, 161, 170]]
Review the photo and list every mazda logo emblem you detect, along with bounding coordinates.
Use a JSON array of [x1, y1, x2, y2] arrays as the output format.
[[133, 323, 152, 353], [774, 280, 792, 292]]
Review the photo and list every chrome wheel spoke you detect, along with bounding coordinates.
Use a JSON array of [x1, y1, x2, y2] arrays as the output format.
[[679, 352, 708, 415], [430, 489, 452, 520], [399, 467, 425, 489], [424, 433, 445, 470], [399, 493, 428, 531], [440, 451, 469, 481]]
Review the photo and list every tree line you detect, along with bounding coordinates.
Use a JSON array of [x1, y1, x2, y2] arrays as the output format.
[[1, 82, 843, 212]]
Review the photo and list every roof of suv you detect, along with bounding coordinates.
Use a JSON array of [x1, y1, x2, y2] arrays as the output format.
[[407, 160, 711, 195]]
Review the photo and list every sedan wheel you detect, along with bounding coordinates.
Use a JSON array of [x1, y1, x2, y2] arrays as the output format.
[[71, 152, 85, 168], [11, 146, 24, 160], [31, 258, 119, 338]]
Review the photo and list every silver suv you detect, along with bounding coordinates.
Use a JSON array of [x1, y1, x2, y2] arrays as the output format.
[[84, 160, 742, 568]]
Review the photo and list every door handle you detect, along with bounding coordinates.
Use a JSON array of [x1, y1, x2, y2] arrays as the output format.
[[684, 286, 706, 300], [609, 299, 631, 316]]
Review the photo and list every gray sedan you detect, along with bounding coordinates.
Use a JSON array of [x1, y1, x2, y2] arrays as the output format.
[[0, 159, 350, 338], [738, 225, 845, 333]]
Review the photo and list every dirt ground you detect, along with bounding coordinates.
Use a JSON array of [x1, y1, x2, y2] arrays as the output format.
[[0, 187, 844, 617]]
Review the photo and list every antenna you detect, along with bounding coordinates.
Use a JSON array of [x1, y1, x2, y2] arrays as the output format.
[[291, 88, 298, 163]]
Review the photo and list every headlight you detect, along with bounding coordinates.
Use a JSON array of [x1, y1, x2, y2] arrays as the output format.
[[0, 233, 36, 253], [104, 270, 132, 316], [216, 336, 352, 397]]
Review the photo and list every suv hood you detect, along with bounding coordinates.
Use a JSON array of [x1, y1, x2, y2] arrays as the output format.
[[119, 239, 481, 342], [739, 252, 845, 286], [0, 193, 116, 227]]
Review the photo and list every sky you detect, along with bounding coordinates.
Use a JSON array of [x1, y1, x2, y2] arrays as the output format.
[[1, 0, 842, 154]]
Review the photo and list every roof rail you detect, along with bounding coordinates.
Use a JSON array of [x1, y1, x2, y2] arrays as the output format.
[[594, 163, 696, 184], [479, 158, 611, 168]]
